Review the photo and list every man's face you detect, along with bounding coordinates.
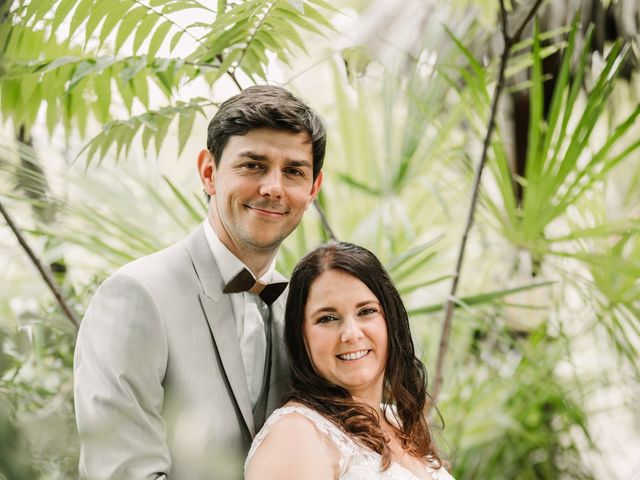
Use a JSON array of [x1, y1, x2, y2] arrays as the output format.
[[199, 127, 322, 258]]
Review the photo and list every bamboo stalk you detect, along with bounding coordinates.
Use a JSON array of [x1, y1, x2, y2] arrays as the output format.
[[432, 0, 545, 402]]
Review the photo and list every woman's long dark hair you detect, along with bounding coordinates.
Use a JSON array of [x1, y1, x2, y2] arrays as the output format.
[[284, 241, 441, 469]]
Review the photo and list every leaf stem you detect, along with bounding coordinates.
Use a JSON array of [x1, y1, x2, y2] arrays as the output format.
[[432, 0, 544, 402], [0, 200, 80, 330], [232, 0, 278, 81], [313, 199, 337, 241]]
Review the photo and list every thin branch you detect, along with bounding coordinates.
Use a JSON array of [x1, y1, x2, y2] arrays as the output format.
[[216, 54, 244, 91], [432, 0, 544, 402], [500, 0, 509, 39], [313, 199, 337, 241], [0, 200, 80, 330], [508, 0, 546, 47]]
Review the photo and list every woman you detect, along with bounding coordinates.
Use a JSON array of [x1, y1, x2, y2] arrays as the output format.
[[245, 242, 453, 479]]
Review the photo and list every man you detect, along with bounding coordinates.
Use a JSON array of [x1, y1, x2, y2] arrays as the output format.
[[74, 85, 325, 479]]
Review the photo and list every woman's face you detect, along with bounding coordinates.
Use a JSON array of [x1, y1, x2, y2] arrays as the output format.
[[302, 269, 388, 401]]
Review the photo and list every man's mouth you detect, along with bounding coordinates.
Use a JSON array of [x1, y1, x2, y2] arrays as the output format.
[[246, 205, 286, 216], [336, 349, 370, 361]]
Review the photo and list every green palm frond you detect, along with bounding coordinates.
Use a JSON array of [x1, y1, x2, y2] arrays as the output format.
[[2, 54, 203, 136], [78, 97, 211, 164], [188, 0, 334, 83], [1, 0, 334, 150], [1, 137, 205, 269], [443, 330, 595, 480], [408, 281, 555, 316], [485, 20, 640, 253]]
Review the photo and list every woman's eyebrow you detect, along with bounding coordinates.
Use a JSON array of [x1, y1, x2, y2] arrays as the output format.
[[310, 306, 337, 316], [355, 299, 379, 308]]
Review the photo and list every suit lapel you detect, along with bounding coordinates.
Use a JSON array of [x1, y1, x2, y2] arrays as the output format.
[[251, 306, 272, 429], [265, 284, 290, 414], [252, 271, 289, 429], [185, 226, 255, 437]]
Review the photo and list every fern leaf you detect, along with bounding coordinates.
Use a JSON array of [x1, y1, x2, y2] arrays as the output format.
[[169, 30, 185, 54], [84, 1, 112, 45], [191, 0, 330, 83], [99, 1, 133, 48], [69, 0, 94, 36], [177, 107, 195, 156], [147, 21, 172, 59], [114, 5, 149, 54], [132, 11, 159, 54], [50, 0, 77, 34], [92, 70, 112, 123], [79, 99, 210, 164]]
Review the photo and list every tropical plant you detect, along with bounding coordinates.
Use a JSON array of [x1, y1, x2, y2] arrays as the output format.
[[0, 0, 333, 154], [1, 0, 639, 479]]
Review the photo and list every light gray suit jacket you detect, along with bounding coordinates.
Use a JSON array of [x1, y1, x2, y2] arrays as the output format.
[[74, 225, 289, 479]]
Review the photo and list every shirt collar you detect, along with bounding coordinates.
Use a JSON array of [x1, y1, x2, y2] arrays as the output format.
[[202, 219, 275, 284]]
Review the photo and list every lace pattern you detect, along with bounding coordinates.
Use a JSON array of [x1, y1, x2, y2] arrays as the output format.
[[246, 405, 455, 480]]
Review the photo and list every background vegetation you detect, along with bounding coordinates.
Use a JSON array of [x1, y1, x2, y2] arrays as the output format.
[[1, 0, 639, 478]]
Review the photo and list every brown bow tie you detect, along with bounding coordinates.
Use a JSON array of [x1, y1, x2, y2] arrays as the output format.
[[223, 268, 288, 306]]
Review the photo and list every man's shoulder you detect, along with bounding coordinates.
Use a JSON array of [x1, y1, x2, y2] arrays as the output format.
[[118, 238, 188, 278], [108, 226, 209, 288]]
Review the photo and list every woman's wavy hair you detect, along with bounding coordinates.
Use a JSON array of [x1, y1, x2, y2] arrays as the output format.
[[284, 241, 442, 469]]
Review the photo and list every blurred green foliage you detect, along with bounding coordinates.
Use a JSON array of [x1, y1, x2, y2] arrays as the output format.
[[1, 0, 639, 479]]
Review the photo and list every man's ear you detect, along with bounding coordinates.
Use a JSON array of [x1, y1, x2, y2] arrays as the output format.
[[307, 171, 323, 207], [197, 149, 216, 196]]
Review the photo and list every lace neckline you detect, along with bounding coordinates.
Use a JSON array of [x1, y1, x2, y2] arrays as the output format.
[[275, 404, 441, 480]]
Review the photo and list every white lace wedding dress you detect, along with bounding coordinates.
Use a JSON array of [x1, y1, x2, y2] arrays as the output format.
[[246, 405, 455, 480]]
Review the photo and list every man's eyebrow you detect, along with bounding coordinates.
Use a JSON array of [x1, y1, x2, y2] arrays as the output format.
[[237, 151, 268, 161], [237, 151, 312, 168], [285, 159, 312, 169]]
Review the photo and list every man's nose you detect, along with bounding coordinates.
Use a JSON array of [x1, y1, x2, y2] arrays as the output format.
[[340, 318, 364, 343], [259, 169, 284, 198]]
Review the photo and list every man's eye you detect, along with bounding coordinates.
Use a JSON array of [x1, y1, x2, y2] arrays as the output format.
[[284, 168, 303, 176], [243, 162, 262, 170]]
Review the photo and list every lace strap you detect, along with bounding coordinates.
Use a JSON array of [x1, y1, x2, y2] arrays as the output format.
[[246, 405, 356, 475]]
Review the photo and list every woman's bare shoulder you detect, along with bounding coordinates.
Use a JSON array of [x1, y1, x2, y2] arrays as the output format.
[[245, 403, 340, 480]]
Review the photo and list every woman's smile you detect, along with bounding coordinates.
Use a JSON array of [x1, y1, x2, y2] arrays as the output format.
[[303, 269, 388, 402]]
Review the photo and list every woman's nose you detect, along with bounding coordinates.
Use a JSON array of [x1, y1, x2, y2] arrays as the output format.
[[340, 318, 364, 343]]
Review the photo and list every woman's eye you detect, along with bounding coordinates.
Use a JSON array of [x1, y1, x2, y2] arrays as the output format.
[[317, 315, 337, 324], [359, 308, 377, 316]]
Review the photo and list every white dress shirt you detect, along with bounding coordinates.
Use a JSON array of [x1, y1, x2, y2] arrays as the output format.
[[203, 220, 274, 408]]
